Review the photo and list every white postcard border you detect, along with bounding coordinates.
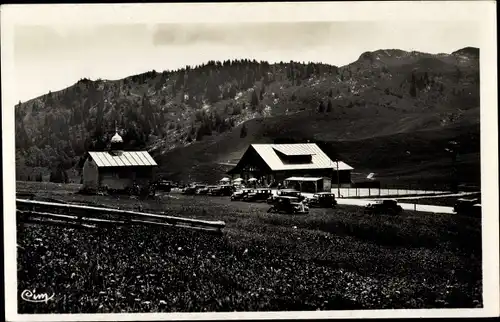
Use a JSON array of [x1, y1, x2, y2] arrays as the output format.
[[2, 2, 498, 321]]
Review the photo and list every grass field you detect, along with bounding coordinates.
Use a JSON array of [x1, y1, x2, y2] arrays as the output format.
[[16, 182, 482, 312]]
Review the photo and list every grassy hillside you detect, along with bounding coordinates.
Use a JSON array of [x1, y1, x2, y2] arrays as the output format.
[[14, 48, 480, 186], [155, 111, 479, 188]]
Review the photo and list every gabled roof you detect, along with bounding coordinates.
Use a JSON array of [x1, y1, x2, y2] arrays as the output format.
[[250, 143, 353, 171], [88, 151, 158, 167]]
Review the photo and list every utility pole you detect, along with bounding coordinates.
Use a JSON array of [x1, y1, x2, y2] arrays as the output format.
[[336, 159, 340, 198], [445, 140, 459, 193]]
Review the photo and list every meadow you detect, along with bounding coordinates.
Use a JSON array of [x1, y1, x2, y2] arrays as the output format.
[[16, 182, 482, 312]]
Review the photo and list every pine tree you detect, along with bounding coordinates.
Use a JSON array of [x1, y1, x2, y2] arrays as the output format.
[[326, 100, 333, 112], [251, 90, 259, 109], [240, 123, 248, 138], [318, 101, 325, 113], [409, 72, 417, 98]]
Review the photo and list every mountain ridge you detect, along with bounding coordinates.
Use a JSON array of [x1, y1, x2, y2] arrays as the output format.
[[14, 47, 480, 186]]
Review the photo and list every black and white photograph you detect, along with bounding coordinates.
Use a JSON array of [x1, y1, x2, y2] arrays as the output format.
[[2, 2, 498, 321]]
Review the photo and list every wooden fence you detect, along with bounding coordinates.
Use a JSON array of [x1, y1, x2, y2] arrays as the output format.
[[16, 199, 226, 233]]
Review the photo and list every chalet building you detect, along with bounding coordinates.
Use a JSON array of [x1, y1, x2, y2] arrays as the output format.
[[227, 143, 354, 193], [82, 131, 158, 192]]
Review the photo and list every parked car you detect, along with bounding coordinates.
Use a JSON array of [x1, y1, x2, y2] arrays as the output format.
[[243, 188, 273, 202], [307, 192, 337, 208], [216, 185, 236, 196], [471, 204, 482, 216], [182, 184, 205, 195], [156, 180, 172, 192], [182, 186, 197, 195], [267, 189, 305, 204], [453, 198, 481, 216], [364, 199, 403, 215], [196, 186, 210, 195], [267, 196, 309, 214], [206, 186, 221, 195], [231, 189, 254, 201]]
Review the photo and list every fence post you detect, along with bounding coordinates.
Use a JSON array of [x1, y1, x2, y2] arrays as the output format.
[[356, 187, 358, 197]]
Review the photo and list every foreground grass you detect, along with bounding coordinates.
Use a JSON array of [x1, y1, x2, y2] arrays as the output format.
[[16, 183, 482, 312]]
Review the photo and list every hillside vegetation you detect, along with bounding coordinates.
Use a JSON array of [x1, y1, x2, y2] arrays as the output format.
[[14, 47, 480, 186]]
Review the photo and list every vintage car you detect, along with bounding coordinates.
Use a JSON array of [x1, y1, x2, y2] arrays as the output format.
[[453, 198, 481, 216], [267, 189, 305, 204], [307, 192, 337, 208], [206, 186, 221, 195], [267, 196, 309, 214], [214, 185, 235, 196], [182, 184, 205, 195], [230, 189, 255, 201], [243, 188, 273, 202], [127, 182, 157, 199], [156, 180, 172, 193], [364, 199, 403, 215], [196, 186, 210, 195]]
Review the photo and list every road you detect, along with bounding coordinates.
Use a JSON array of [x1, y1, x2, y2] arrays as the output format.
[[335, 198, 455, 214], [295, 191, 456, 214]]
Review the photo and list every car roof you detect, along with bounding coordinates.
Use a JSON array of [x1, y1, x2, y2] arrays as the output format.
[[278, 196, 299, 199]]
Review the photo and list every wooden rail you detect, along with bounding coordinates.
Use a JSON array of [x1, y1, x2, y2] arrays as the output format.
[[16, 199, 226, 233]]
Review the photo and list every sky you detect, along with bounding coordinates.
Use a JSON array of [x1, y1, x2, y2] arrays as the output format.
[[12, 18, 481, 103]]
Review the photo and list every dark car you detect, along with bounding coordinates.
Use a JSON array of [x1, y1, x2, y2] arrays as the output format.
[[307, 192, 337, 208], [365, 199, 403, 215], [182, 186, 197, 195], [215, 185, 235, 196], [267, 189, 305, 204], [182, 184, 205, 195], [196, 186, 210, 195], [243, 188, 273, 202], [156, 180, 172, 193], [453, 198, 481, 216], [267, 196, 309, 214], [231, 189, 254, 201], [206, 186, 221, 195]]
